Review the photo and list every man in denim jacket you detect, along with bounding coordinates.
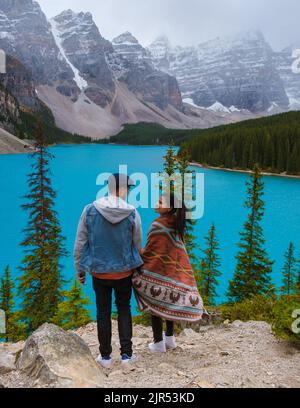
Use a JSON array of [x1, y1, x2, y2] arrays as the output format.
[[74, 173, 143, 368]]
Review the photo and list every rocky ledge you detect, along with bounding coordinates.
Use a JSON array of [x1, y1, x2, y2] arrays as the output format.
[[0, 320, 299, 388]]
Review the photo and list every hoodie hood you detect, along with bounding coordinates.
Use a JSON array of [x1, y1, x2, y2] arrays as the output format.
[[93, 196, 135, 224]]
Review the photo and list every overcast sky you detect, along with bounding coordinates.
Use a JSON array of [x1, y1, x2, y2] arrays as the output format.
[[38, 0, 299, 50]]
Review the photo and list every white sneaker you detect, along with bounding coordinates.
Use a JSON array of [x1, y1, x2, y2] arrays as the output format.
[[96, 355, 112, 369], [148, 340, 167, 353], [164, 335, 177, 350], [120, 354, 137, 364]]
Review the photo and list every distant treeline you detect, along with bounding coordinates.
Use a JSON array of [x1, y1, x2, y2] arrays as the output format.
[[108, 122, 198, 145], [180, 112, 300, 175], [110, 113, 300, 175]]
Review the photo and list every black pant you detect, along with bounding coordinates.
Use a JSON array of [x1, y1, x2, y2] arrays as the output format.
[[93, 276, 133, 358], [151, 314, 174, 343]]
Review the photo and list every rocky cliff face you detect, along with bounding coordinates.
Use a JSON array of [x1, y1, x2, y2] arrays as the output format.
[[109, 31, 183, 111], [0, 1, 296, 139], [0, 55, 40, 110], [0, 81, 19, 125], [148, 31, 290, 113], [0, 0, 78, 99], [50, 10, 115, 107]]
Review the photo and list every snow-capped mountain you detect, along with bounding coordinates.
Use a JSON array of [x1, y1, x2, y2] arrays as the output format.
[[0, 1, 188, 137], [0, 0, 79, 100], [109, 31, 183, 111], [50, 9, 115, 107], [0, 0, 298, 140], [148, 31, 290, 113], [112, 31, 152, 65], [274, 45, 300, 110]]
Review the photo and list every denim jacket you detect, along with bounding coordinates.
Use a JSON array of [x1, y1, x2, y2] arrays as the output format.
[[74, 196, 143, 275]]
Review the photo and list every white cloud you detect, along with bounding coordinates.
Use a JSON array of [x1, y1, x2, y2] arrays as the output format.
[[37, 0, 300, 49]]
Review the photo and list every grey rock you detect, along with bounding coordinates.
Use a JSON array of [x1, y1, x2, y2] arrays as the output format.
[[148, 31, 289, 113], [0, 55, 41, 110], [17, 323, 105, 388], [110, 31, 183, 111], [0, 0, 77, 97], [51, 10, 115, 107], [0, 350, 16, 374]]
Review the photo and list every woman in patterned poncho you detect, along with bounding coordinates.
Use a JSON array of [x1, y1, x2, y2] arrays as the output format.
[[132, 193, 206, 353]]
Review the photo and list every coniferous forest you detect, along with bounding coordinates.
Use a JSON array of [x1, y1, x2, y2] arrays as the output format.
[[181, 112, 300, 175]]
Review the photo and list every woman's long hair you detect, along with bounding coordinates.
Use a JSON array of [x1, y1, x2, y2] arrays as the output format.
[[165, 192, 190, 242]]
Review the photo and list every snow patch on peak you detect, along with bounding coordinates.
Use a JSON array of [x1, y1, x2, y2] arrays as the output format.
[[49, 18, 87, 91], [267, 102, 279, 112], [208, 102, 231, 114], [183, 98, 202, 108], [229, 105, 241, 112], [289, 97, 300, 111]]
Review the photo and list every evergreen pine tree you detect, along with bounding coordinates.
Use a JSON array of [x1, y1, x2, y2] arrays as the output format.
[[163, 142, 178, 177], [52, 279, 91, 330], [0, 266, 25, 342], [199, 224, 221, 305], [177, 144, 198, 268], [227, 165, 274, 303], [280, 243, 298, 295], [297, 255, 300, 294], [18, 122, 67, 334]]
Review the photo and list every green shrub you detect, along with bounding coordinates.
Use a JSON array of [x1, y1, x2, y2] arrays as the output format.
[[132, 311, 152, 327], [220, 295, 276, 323], [272, 295, 300, 344]]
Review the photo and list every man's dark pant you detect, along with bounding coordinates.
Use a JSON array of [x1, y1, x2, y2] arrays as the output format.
[[93, 276, 133, 358]]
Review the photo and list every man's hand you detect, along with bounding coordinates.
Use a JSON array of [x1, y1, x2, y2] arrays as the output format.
[[77, 272, 86, 285]]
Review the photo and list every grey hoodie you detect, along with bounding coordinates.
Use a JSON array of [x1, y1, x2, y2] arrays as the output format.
[[74, 196, 142, 274]]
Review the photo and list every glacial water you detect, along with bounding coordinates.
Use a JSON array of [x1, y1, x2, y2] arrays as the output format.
[[0, 144, 300, 318]]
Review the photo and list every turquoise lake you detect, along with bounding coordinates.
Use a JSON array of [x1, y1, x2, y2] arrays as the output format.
[[0, 144, 300, 318]]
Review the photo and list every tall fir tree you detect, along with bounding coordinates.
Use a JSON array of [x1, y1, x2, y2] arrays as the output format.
[[198, 224, 221, 306], [227, 165, 274, 303], [297, 255, 300, 294], [177, 144, 198, 268], [280, 243, 298, 295], [161, 143, 199, 269], [163, 142, 178, 177], [0, 266, 25, 342], [52, 279, 91, 330], [18, 122, 67, 334]]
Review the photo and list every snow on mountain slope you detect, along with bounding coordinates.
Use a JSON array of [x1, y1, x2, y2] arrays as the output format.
[[0, 0, 78, 99], [49, 18, 88, 91], [208, 102, 231, 114], [112, 31, 152, 64], [148, 31, 289, 113], [51, 10, 115, 108]]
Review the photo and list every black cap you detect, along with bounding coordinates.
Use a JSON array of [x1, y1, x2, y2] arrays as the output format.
[[108, 173, 135, 191]]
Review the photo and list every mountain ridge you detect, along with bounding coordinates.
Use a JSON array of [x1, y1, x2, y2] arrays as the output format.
[[0, 0, 299, 140]]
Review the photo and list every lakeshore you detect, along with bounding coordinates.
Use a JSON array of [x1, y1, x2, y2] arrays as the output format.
[[190, 162, 300, 179]]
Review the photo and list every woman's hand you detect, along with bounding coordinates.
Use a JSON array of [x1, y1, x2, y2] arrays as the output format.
[[139, 248, 145, 256], [77, 272, 86, 285]]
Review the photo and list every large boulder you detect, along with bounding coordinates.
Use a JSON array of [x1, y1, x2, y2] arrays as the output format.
[[17, 323, 105, 388], [0, 350, 16, 375]]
